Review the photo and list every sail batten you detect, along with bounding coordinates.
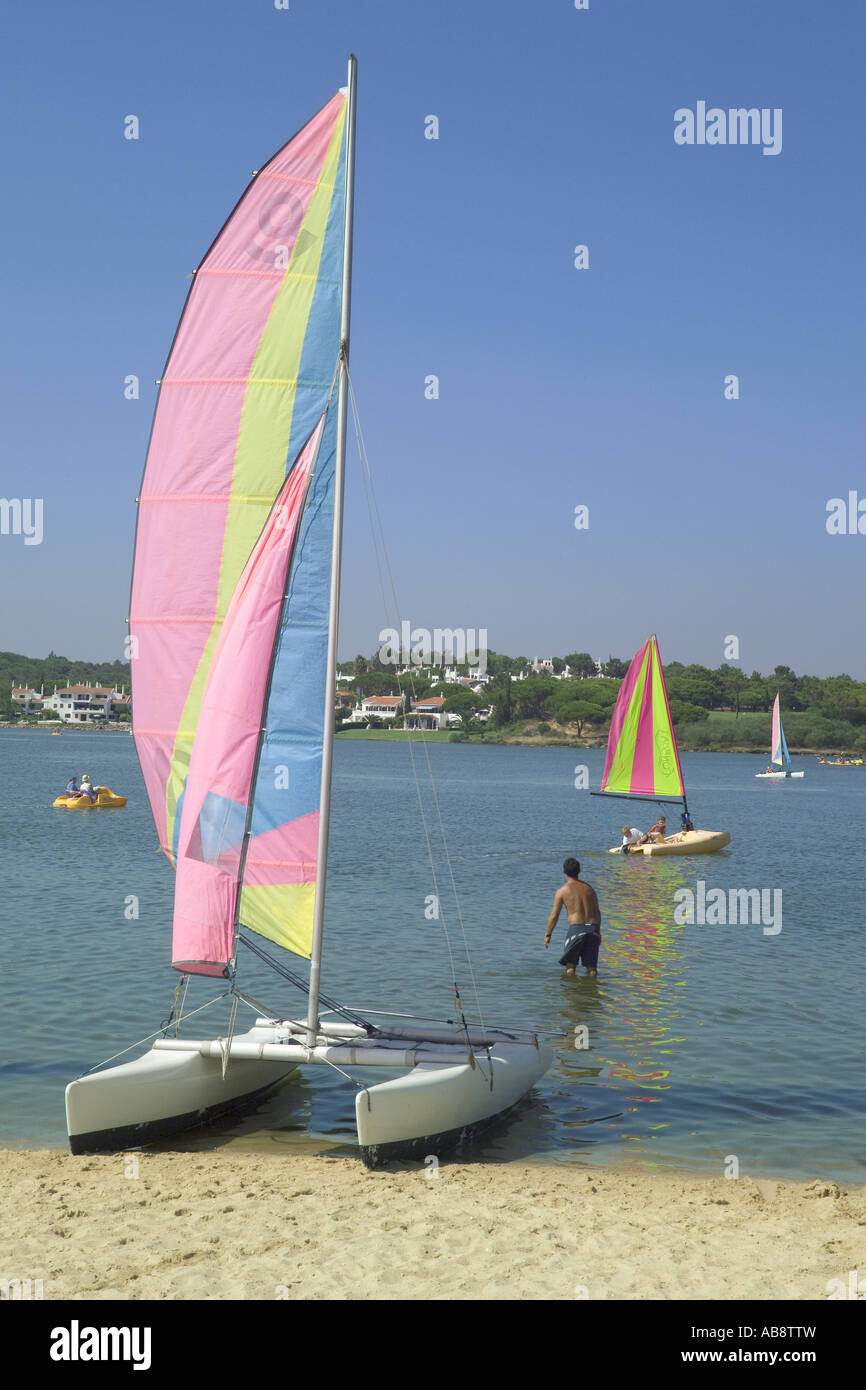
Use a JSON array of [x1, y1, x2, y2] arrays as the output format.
[[598, 636, 685, 802]]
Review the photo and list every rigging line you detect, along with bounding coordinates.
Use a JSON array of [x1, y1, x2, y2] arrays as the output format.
[[350, 390, 391, 642], [348, 406, 477, 1060], [219, 992, 240, 1079], [309, 1052, 372, 1099], [347, 392, 462, 1002], [237, 933, 374, 1031], [75, 991, 233, 1078], [347, 371, 486, 1036], [233, 990, 284, 1019], [348, 384, 456, 983], [164, 973, 190, 1039], [347, 377, 484, 1040]]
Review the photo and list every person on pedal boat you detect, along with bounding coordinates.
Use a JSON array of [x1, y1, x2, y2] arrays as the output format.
[[64, 776, 79, 796], [80, 774, 98, 802]]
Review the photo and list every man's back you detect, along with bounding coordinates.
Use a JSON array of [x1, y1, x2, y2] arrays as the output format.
[[560, 877, 600, 926]]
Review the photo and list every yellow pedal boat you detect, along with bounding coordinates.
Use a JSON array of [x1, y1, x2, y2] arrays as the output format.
[[53, 786, 128, 809]]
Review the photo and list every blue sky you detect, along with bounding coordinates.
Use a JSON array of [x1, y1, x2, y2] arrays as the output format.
[[1, 0, 864, 676]]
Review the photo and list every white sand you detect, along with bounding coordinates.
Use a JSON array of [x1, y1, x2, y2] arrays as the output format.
[[1, 1149, 863, 1300]]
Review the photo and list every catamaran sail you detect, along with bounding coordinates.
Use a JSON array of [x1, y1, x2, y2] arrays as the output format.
[[130, 90, 349, 872], [66, 58, 551, 1164], [593, 636, 730, 855], [756, 693, 804, 778], [172, 413, 328, 976]]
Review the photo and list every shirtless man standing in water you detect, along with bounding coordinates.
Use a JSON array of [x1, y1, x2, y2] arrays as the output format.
[[544, 858, 601, 977]]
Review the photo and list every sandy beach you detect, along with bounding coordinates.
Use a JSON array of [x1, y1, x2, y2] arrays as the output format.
[[1, 1149, 863, 1301]]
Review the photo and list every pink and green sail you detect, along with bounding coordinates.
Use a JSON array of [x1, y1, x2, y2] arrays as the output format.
[[599, 636, 685, 800], [130, 86, 349, 973]]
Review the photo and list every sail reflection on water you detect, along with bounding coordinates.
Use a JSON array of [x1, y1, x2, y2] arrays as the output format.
[[547, 856, 694, 1163]]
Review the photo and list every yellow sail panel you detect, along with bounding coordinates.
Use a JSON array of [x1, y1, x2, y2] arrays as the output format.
[[600, 636, 685, 798], [600, 644, 651, 794], [238, 883, 316, 961], [649, 639, 685, 797]]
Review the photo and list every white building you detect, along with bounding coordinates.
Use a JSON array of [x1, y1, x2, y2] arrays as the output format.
[[42, 684, 129, 724], [349, 695, 404, 723], [11, 686, 45, 714], [404, 695, 448, 731]]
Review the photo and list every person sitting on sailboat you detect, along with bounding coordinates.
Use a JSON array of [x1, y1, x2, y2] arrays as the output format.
[[621, 825, 643, 852], [638, 814, 667, 845]]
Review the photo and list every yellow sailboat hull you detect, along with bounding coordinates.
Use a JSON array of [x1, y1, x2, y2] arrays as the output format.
[[611, 829, 731, 856]]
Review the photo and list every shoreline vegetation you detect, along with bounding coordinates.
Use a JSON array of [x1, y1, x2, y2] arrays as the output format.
[[4, 646, 866, 756], [333, 648, 866, 756], [1, 723, 844, 756], [334, 726, 825, 755]]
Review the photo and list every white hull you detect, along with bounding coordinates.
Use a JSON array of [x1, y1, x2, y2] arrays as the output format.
[[354, 1038, 551, 1163], [755, 771, 804, 779], [66, 1018, 552, 1165], [65, 1033, 296, 1154]]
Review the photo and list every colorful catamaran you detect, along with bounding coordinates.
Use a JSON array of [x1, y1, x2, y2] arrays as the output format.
[[592, 635, 731, 856], [65, 58, 551, 1165], [755, 693, 804, 779]]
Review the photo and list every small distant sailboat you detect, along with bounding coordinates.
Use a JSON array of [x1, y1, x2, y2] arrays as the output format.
[[755, 694, 804, 779], [65, 57, 551, 1166], [592, 635, 731, 856]]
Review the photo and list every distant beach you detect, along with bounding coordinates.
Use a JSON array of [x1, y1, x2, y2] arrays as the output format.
[[1, 1149, 861, 1301]]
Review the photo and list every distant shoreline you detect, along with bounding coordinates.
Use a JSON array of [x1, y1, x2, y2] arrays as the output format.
[[0, 723, 130, 733], [1, 725, 850, 759], [335, 729, 829, 756]]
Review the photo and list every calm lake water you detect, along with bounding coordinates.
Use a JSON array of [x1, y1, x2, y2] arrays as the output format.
[[2, 730, 864, 1181]]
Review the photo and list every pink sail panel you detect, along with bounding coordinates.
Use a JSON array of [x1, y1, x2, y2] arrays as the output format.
[[600, 636, 685, 799], [771, 693, 782, 765], [131, 91, 347, 861], [172, 417, 324, 975], [241, 810, 319, 888]]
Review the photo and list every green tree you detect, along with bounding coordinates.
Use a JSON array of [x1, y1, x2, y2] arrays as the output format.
[[555, 699, 602, 736], [714, 664, 748, 716], [601, 656, 629, 679], [487, 672, 513, 729], [664, 664, 720, 709], [442, 689, 478, 718], [669, 699, 710, 725], [564, 652, 597, 679], [513, 677, 556, 720]]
